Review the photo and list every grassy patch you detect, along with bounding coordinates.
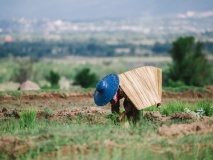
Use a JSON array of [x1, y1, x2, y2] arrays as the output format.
[[160, 101, 185, 116], [1, 90, 22, 99], [0, 96, 213, 159], [0, 121, 212, 160], [0, 91, 5, 98], [144, 100, 213, 116], [19, 109, 38, 129], [196, 100, 213, 116], [43, 109, 53, 116], [163, 86, 207, 92]]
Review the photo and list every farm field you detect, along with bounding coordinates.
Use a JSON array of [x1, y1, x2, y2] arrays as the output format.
[[0, 56, 172, 89], [0, 87, 213, 160]]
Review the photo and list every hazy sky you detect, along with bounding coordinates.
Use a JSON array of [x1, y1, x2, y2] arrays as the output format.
[[0, 0, 213, 20]]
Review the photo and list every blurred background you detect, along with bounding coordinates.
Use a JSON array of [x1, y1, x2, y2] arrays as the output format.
[[0, 0, 213, 90]]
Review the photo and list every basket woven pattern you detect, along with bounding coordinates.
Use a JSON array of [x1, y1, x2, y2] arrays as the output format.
[[118, 66, 162, 110]]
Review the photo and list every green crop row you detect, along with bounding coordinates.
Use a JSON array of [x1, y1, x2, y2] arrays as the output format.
[[0, 99, 213, 159], [0, 118, 212, 160]]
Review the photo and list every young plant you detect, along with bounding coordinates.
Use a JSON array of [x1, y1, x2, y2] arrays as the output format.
[[43, 108, 53, 116], [160, 101, 185, 116], [19, 109, 38, 129], [196, 100, 213, 116]]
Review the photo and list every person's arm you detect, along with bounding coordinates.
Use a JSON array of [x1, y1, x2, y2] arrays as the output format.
[[110, 100, 120, 114], [110, 87, 124, 114], [118, 98, 133, 121]]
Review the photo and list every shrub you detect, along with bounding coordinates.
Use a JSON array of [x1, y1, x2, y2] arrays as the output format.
[[73, 68, 98, 88], [46, 70, 60, 88], [167, 79, 185, 87]]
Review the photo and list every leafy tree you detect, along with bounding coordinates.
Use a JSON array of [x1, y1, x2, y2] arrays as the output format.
[[73, 68, 98, 88], [152, 41, 171, 54], [168, 36, 211, 86], [46, 70, 60, 87]]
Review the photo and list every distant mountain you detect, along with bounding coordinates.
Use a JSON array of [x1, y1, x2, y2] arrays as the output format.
[[0, 0, 213, 20]]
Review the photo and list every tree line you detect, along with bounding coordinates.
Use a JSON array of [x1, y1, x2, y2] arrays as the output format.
[[1, 40, 213, 58], [51, 36, 212, 87], [0, 36, 212, 87]]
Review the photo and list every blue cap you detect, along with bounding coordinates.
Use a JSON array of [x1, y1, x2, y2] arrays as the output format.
[[94, 74, 119, 106]]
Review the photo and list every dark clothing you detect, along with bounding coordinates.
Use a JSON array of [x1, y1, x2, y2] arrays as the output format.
[[110, 87, 140, 124]]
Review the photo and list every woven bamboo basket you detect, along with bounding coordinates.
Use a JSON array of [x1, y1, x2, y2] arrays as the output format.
[[118, 66, 162, 110]]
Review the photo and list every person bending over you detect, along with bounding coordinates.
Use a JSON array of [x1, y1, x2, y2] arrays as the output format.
[[94, 74, 140, 124]]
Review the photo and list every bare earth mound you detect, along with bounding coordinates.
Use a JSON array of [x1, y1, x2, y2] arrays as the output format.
[[158, 120, 213, 137], [0, 86, 212, 104]]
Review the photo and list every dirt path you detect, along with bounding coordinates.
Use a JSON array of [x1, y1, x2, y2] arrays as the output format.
[[0, 87, 212, 104]]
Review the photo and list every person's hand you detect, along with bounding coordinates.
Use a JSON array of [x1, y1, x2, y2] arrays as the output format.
[[118, 112, 126, 121], [157, 103, 161, 109]]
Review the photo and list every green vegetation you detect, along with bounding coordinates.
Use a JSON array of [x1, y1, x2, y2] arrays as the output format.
[[73, 68, 98, 88], [145, 100, 213, 116], [168, 36, 211, 86], [1, 30, 213, 159], [196, 101, 213, 116], [0, 99, 213, 160], [19, 109, 38, 129], [0, 56, 131, 90], [0, 99, 212, 134], [45, 70, 60, 88], [2, 90, 22, 99], [159, 101, 185, 116], [163, 86, 207, 92], [43, 108, 53, 116], [1, 123, 212, 160], [1, 40, 212, 89]]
